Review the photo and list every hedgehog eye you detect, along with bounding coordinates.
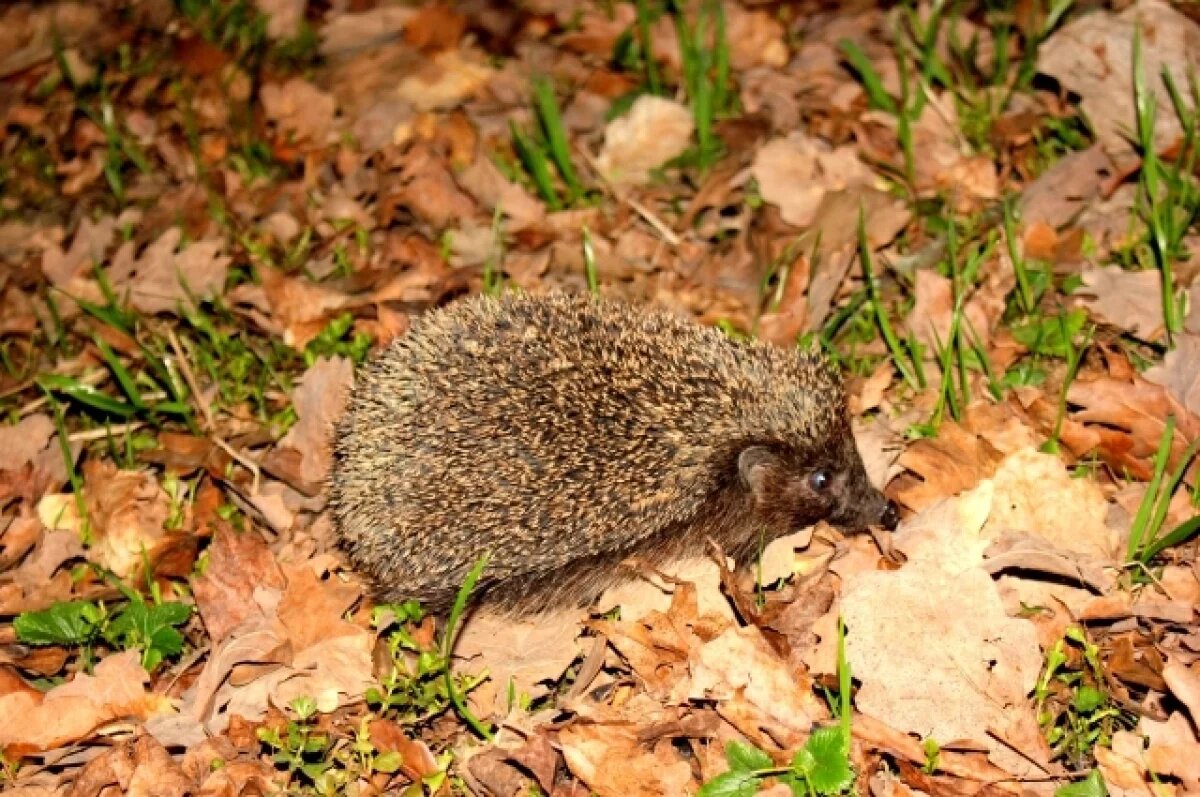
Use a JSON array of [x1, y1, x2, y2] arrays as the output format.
[[808, 469, 832, 492]]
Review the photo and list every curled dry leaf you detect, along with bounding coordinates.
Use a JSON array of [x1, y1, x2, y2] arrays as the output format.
[[0, 650, 174, 752], [888, 421, 1005, 512], [1056, 371, 1200, 482], [595, 95, 694, 187]]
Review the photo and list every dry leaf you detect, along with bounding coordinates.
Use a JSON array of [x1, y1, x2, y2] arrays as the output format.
[[275, 356, 354, 486], [1038, 0, 1200, 159], [106, 228, 230, 315], [1144, 333, 1200, 417], [261, 78, 337, 146], [395, 49, 493, 111], [752, 132, 876, 227], [0, 651, 174, 752], [1076, 265, 1165, 341], [595, 96, 694, 187], [454, 608, 585, 716]]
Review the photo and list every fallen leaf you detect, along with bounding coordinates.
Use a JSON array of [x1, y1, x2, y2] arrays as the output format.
[[559, 712, 696, 797], [752, 132, 876, 227], [191, 523, 286, 644], [1144, 333, 1200, 417], [274, 356, 354, 486], [395, 49, 493, 111], [1038, 0, 1200, 159], [0, 651, 174, 752], [982, 448, 1119, 560], [843, 487, 1044, 776], [261, 78, 337, 147], [454, 607, 584, 716], [457, 156, 545, 230], [595, 96, 694, 187], [888, 422, 1005, 511], [1076, 264, 1165, 341], [106, 228, 230, 315]]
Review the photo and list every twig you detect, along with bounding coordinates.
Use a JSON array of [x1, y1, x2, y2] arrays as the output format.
[[67, 421, 147, 443], [576, 145, 682, 247], [164, 327, 261, 494]]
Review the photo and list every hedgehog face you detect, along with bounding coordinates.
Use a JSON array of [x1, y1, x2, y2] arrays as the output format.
[[737, 437, 898, 535]]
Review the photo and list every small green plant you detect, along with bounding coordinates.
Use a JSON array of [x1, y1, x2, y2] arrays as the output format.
[[921, 737, 940, 775], [15, 587, 192, 672], [1131, 27, 1199, 346], [671, 0, 733, 171], [365, 600, 483, 726], [1039, 313, 1094, 455], [304, 313, 372, 367], [258, 695, 451, 795], [1035, 627, 1129, 768], [698, 619, 854, 796], [1055, 770, 1108, 797], [1125, 416, 1200, 567], [366, 556, 492, 739]]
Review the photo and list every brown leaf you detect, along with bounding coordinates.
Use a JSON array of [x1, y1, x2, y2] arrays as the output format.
[[260, 78, 337, 147], [80, 459, 174, 579], [1038, 1, 1200, 158], [454, 608, 584, 716], [191, 523, 285, 644], [888, 422, 1005, 511], [1075, 265, 1165, 341], [752, 132, 876, 228], [275, 355, 354, 486], [595, 96, 694, 187], [1144, 333, 1200, 417], [105, 228, 230, 315], [68, 733, 191, 797], [559, 720, 697, 797], [0, 651, 174, 753], [403, 4, 466, 52]]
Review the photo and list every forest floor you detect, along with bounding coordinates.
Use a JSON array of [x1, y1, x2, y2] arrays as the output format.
[[2, 0, 1200, 795]]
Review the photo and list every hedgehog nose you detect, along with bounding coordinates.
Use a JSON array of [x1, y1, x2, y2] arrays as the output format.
[[879, 500, 900, 531]]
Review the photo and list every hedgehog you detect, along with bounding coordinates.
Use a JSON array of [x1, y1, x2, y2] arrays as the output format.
[[329, 291, 898, 614]]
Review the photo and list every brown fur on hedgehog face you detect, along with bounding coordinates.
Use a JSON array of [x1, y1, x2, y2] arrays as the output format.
[[735, 425, 891, 537]]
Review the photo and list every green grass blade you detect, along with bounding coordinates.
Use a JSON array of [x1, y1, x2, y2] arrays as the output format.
[[510, 120, 561, 211], [839, 39, 896, 113], [1127, 416, 1175, 562], [93, 335, 146, 410], [38, 374, 138, 418], [1140, 515, 1200, 563], [533, 77, 583, 201]]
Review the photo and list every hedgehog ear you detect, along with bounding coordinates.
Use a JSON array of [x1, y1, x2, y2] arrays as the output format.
[[738, 446, 778, 500]]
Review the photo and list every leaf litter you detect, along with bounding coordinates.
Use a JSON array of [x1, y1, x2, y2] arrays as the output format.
[[0, 0, 1199, 795]]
